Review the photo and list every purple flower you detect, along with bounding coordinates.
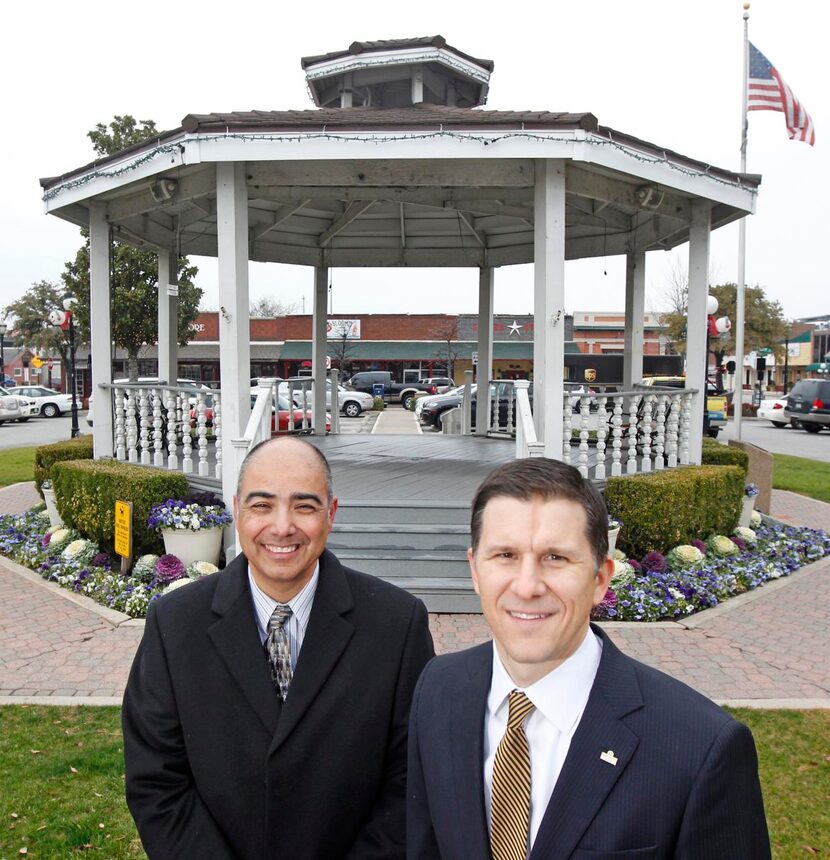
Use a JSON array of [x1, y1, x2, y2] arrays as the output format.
[[154, 554, 186, 583], [691, 539, 707, 554], [92, 552, 112, 570], [591, 588, 618, 620], [628, 559, 642, 572], [732, 536, 747, 551], [641, 551, 667, 573]]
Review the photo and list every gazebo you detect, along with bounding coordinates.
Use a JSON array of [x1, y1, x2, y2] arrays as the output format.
[[41, 35, 759, 517]]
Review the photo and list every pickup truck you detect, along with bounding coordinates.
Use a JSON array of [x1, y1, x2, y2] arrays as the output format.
[[346, 371, 449, 410], [640, 376, 728, 438]]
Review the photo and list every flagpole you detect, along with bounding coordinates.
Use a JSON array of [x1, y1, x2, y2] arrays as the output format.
[[734, 2, 750, 441]]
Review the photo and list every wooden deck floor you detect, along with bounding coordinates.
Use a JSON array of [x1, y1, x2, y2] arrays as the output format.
[[305, 434, 517, 503]]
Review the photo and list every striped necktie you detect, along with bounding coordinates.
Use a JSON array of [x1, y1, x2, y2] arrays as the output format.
[[490, 690, 535, 860], [265, 604, 292, 701]]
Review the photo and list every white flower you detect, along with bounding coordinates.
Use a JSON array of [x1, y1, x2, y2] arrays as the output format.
[[734, 526, 758, 545], [750, 510, 762, 528], [612, 549, 626, 561], [62, 539, 89, 559], [50, 527, 70, 543], [187, 561, 219, 578], [163, 578, 193, 594]]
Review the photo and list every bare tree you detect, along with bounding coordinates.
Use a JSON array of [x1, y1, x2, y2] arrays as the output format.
[[250, 297, 298, 318], [430, 319, 461, 379], [327, 319, 358, 377]]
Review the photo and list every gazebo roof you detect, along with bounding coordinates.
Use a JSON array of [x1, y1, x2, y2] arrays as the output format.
[[41, 105, 760, 270]]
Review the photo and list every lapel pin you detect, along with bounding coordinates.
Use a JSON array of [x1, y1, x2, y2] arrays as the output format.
[[600, 749, 618, 766]]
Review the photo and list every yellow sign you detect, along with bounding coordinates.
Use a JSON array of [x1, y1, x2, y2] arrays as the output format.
[[114, 500, 133, 559], [584, 368, 597, 382], [31, 356, 44, 368]]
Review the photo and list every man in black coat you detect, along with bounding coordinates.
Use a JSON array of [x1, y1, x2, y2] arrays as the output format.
[[407, 457, 770, 859], [123, 436, 434, 859]]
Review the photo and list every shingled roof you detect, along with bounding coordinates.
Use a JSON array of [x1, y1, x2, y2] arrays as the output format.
[[180, 106, 597, 134], [300, 35, 494, 72]]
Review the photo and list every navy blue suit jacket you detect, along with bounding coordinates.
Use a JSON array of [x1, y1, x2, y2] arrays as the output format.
[[407, 626, 770, 859]]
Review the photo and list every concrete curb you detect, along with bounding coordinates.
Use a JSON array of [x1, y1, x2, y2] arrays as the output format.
[[0, 696, 122, 707]]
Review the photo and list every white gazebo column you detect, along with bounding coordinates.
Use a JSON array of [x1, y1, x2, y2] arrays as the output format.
[[216, 162, 251, 509], [476, 266, 494, 436], [312, 265, 328, 435], [533, 159, 566, 456], [157, 249, 178, 386], [686, 200, 712, 465], [622, 249, 646, 389], [89, 201, 113, 458]]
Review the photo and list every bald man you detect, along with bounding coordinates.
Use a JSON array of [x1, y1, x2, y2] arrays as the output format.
[[123, 437, 434, 860]]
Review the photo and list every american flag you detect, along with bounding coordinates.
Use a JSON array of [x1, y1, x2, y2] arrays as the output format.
[[747, 42, 815, 145]]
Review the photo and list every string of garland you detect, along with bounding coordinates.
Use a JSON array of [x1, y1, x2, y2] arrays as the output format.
[[304, 51, 490, 84], [42, 130, 756, 202]]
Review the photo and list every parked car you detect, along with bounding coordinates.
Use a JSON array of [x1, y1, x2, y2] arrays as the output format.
[[278, 380, 374, 417], [756, 397, 791, 428], [417, 377, 454, 394], [0, 393, 27, 424], [0, 386, 38, 421], [13, 385, 74, 418], [785, 378, 830, 433]]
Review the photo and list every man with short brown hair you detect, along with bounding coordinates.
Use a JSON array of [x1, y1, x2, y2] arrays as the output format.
[[408, 457, 770, 859]]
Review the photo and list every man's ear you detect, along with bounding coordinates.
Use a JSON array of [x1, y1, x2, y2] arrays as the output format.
[[233, 495, 239, 519], [468, 547, 481, 595], [327, 496, 339, 524], [592, 554, 615, 606]]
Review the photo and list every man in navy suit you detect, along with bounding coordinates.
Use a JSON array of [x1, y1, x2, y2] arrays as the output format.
[[123, 436, 434, 859], [407, 458, 770, 859]]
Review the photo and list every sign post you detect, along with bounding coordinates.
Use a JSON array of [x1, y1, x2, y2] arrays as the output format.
[[114, 500, 133, 575]]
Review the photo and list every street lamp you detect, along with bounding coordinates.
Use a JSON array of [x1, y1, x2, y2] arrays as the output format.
[[0, 321, 7, 385], [48, 294, 80, 438]]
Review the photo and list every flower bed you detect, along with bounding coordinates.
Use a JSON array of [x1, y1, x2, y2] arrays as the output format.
[[0, 507, 219, 618], [593, 513, 830, 622], [1, 506, 829, 622]]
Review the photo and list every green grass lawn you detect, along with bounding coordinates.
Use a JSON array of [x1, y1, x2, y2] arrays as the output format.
[[773, 453, 830, 504], [0, 445, 35, 488], [0, 705, 826, 858]]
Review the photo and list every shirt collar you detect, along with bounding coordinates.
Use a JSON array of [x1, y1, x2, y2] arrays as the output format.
[[488, 628, 602, 734], [248, 562, 320, 639]]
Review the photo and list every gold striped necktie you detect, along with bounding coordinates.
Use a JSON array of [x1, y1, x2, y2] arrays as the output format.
[[490, 690, 535, 860]]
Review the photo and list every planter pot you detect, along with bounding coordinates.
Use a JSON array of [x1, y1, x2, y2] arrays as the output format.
[[42, 487, 64, 528], [607, 527, 621, 555], [738, 496, 756, 529], [161, 527, 224, 567]]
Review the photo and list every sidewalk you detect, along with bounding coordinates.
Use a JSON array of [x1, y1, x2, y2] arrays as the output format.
[[1, 481, 828, 708]]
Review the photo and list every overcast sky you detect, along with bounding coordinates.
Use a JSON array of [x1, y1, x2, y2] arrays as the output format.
[[2, 0, 826, 322]]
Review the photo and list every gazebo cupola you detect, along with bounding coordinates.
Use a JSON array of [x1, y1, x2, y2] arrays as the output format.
[[301, 36, 493, 109]]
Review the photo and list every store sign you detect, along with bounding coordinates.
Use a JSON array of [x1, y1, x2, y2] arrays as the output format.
[[327, 319, 361, 339]]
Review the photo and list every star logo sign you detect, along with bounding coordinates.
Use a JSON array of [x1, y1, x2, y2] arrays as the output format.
[[508, 320, 522, 336]]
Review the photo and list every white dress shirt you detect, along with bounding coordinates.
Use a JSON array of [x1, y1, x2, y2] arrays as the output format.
[[248, 564, 319, 670], [483, 629, 603, 854]]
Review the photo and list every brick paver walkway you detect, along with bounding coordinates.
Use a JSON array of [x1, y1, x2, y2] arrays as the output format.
[[1, 482, 828, 707]]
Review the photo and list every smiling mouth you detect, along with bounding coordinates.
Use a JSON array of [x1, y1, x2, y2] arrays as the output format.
[[264, 544, 300, 554], [508, 611, 551, 621]]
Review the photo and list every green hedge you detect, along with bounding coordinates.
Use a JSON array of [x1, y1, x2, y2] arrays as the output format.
[[34, 436, 94, 494], [700, 438, 749, 474], [605, 465, 745, 557], [50, 460, 189, 556]]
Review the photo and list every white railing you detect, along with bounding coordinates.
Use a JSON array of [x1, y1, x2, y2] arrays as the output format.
[[104, 382, 222, 478], [561, 386, 694, 478], [514, 380, 545, 458], [463, 379, 694, 476]]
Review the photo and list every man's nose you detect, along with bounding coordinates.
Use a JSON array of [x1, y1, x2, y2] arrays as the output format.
[[511, 558, 546, 599], [268, 505, 296, 535]]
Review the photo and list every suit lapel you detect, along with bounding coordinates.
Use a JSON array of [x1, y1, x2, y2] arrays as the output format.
[[269, 550, 355, 754], [207, 554, 281, 736], [530, 628, 643, 860], [450, 644, 492, 859]]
